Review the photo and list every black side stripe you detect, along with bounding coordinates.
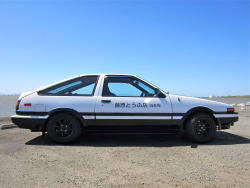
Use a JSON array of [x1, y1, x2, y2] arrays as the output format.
[[16, 111, 238, 116], [88, 113, 185, 116], [16, 111, 48, 116], [16, 111, 185, 116]]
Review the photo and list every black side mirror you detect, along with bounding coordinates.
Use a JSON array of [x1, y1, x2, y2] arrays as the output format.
[[155, 88, 166, 98]]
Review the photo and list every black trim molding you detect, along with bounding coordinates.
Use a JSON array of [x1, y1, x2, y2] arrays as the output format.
[[16, 111, 48, 116], [16, 111, 186, 117], [91, 113, 184, 116], [11, 117, 45, 131], [16, 111, 238, 117], [217, 117, 238, 124]]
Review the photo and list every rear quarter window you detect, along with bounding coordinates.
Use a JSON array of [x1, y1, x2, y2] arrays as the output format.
[[38, 76, 99, 96]]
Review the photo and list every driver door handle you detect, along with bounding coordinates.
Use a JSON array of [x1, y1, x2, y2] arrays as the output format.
[[101, 100, 111, 103]]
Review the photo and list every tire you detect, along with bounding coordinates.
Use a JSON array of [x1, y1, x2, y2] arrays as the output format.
[[46, 113, 81, 144], [185, 113, 216, 143]]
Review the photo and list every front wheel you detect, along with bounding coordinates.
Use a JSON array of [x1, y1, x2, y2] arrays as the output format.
[[185, 113, 217, 143], [46, 113, 81, 144]]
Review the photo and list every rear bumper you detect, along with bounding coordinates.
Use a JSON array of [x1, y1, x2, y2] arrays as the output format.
[[11, 115, 48, 132]]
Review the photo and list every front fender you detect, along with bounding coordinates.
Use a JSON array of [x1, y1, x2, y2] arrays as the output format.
[[181, 106, 218, 129]]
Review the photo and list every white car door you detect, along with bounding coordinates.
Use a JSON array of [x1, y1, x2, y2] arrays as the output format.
[[95, 75, 173, 126]]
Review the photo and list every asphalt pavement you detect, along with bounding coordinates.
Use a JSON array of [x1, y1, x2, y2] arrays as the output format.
[[0, 110, 249, 188]]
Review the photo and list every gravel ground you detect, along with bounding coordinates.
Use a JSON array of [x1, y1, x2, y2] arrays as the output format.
[[0, 109, 249, 188]]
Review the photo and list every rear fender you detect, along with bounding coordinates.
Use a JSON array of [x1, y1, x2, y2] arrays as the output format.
[[43, 108, 87, 131]]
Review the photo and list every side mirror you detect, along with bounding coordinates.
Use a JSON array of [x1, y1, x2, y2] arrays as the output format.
[[155, 88, 166, 98]]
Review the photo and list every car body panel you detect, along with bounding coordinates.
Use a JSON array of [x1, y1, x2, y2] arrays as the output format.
[[170, 94, 231, 113], [11, 74, 239, 134], [95, 96, 173, 126]]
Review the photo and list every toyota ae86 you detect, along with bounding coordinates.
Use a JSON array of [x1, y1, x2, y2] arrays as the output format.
[[11, 74, 238, 144]]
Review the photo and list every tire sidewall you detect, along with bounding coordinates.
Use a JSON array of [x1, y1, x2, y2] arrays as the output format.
[[186, 113, 216, 143], [46, 113, 81, 144]]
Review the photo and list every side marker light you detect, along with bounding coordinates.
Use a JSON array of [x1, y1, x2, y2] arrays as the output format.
[[227, 108, 235, 112]]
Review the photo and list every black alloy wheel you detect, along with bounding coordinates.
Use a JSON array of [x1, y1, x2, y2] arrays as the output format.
[[195, 118, 212, 138], [185, 113, 216, 143], [47, 113, 81, 144], [54, 119, 73, 138]]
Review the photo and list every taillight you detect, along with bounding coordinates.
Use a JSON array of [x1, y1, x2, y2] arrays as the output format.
[[16, 100, 21, 110]]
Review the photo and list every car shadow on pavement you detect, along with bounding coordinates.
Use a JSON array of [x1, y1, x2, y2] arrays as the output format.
[[26, 131, 250, 148]]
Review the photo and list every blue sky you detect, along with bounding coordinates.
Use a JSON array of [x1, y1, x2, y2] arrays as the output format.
[[0, 0, 249, 97]]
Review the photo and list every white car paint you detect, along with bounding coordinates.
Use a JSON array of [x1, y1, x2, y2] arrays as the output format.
[[12, 74, 238, 130]]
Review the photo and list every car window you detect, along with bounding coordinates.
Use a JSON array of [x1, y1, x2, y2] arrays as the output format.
[[102, 76, 156, 97], [71, 83, 96, 95], [137, 81, 155, 94], [47, 81, 82, 94], [39, 76, 98, 96], [108, 82, 142, 96]]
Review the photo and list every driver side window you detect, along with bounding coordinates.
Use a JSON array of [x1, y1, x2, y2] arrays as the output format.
[[102, 76, 156, 97], [108, 82, 142, 96]]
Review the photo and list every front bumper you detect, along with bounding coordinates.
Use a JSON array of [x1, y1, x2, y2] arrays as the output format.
[[214, 113, 239, 125], [11, 115, 48, 132]]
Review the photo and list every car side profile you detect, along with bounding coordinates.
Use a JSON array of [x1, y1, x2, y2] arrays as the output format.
[[11, 74, 239, 144]]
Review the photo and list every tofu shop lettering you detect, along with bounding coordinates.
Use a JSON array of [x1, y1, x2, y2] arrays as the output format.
[[115, 102, 161, 108]]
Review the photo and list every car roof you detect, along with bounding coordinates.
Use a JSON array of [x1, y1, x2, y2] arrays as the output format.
[[35, 74, 137, 92], [79, 74, 136, 77]]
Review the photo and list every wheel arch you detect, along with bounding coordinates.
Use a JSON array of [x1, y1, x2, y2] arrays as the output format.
[[43, 108, 87, 132], [181, 106, 219, 130]]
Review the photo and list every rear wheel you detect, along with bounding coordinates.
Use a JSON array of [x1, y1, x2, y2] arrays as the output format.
[[46, 113, 81, 144], [185, 113, 216, 143]]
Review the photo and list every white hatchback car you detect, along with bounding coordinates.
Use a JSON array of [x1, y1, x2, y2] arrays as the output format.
[[11, 74, 238, 143]]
